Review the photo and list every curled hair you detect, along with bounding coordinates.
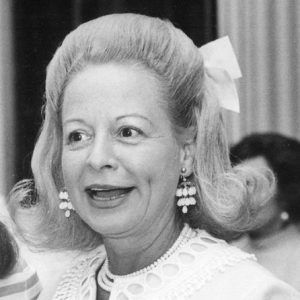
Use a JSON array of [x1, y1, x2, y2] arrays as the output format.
[[9, 14, 274, 250], [0, 221, 19, 279], [230, 133, 300, 223]]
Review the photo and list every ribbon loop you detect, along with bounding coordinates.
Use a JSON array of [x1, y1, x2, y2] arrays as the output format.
[[199, 36, 241, 113]]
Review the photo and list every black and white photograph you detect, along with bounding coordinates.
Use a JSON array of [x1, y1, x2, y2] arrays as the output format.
[[0, 1, 299, 299]]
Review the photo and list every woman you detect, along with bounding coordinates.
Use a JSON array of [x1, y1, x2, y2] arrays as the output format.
[[230, 133, 300, 291], [9, 14, 299, 299]]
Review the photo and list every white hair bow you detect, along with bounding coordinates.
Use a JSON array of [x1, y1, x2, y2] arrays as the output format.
[[199, 36, 241, 113]]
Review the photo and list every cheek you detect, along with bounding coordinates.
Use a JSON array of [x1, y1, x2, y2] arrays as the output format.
[[117, 140, 181, 191], [61, 150, 85, 187]]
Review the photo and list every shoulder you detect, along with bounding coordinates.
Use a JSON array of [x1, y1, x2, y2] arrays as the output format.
[[186, 231, 300, 300], [0, 258, 41, 299], [193, 259, 300, 299], [232, 225, 300, 292], [53, 246, 106, 300]]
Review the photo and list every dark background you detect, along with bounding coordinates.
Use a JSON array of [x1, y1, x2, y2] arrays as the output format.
[[13, 0, 217, 181]]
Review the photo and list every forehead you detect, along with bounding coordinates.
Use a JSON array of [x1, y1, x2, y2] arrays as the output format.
[[62, 63, 168, 119]]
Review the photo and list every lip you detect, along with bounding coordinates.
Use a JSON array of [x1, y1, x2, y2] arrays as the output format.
[[84, 184, 134, 209]]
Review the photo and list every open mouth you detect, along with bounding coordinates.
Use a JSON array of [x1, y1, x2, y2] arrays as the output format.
[[85, 185, 134, 201]]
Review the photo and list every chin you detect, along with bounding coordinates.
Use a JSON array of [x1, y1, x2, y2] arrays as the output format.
[[83, 208, 140, 237]]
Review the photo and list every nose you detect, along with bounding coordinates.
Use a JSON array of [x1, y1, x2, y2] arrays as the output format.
[[86, 135, 118, 171]]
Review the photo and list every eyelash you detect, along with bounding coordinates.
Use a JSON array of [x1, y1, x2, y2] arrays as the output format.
[[66, 131, 90, 146], [117, 126, 144, 139]]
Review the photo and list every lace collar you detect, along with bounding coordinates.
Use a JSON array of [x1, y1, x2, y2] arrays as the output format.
[[53, 227, 255, 300]]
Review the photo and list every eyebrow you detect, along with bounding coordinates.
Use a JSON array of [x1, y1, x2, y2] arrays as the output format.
[[63, 114, 153, 126], [62, 118, 86, 126], [116, 114, 153, 126]]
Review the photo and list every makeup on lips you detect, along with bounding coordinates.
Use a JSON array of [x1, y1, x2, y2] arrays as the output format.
[[85, 184, 135, 208]]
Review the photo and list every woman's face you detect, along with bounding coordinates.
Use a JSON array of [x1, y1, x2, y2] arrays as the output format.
[[61, 63, 185, 237]]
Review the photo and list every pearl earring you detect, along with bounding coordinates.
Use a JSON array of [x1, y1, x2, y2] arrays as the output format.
[[59, 189, 75, 218], [176, 168, 197, 214], [280, 211, 289, 222]]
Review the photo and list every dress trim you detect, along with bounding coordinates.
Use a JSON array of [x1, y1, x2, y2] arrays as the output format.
[[53, 229, 255, 300]]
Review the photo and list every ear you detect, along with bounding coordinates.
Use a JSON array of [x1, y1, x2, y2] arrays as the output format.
[[179, 127, 196, 177]]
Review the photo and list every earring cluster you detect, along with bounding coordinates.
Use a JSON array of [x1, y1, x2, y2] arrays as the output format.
[[59, 190, 75, 218], [176, 168, 197, 214]]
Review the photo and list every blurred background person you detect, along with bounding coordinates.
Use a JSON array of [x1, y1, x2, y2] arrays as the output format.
[[230, 132, 300, 291], [0, 195, 41, 299]]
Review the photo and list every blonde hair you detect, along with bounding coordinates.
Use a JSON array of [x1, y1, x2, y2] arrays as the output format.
[[9, 13, 274, 250]]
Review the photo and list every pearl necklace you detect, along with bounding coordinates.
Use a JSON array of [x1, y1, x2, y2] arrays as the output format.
[[97, 224, 193, 292]]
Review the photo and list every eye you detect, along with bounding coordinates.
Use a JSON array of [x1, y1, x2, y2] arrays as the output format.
[[67, 131, 90, 145], [119, 127, 142, 138]]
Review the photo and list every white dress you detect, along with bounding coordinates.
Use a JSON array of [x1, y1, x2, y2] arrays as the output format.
[[53, 227, 300, 299]]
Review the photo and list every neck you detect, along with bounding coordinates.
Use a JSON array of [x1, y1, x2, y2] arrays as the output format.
[[103, 215, 183, 275]]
